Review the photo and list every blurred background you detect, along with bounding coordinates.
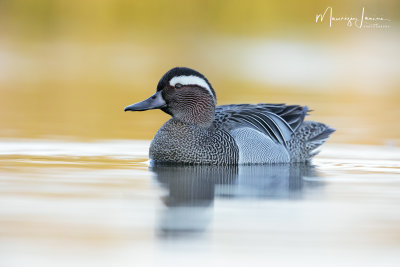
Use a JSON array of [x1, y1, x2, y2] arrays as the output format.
[[0, 0, 399, 144]]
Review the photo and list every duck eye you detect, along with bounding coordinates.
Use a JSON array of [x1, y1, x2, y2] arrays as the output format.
[[175, 83, 183, 89]]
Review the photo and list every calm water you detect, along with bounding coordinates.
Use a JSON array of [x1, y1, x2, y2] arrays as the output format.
[[1, 140, 400, 267]]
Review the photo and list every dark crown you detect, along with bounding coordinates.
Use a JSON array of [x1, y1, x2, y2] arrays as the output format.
[[156, 67, 216, 99]]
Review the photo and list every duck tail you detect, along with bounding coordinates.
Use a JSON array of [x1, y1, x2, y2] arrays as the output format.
[[288, 121, 335, 162]]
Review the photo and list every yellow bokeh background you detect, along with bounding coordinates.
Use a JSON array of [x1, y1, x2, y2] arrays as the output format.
[[0, 0, 399, 144]]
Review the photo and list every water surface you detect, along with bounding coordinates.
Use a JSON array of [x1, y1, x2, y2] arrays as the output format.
[[0, 140, 399, 267]]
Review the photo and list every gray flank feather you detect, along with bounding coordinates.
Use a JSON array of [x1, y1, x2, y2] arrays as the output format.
[[214, 103, 308, 146]]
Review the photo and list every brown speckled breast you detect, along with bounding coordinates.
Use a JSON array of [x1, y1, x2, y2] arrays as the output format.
[[150, 119, 239, 165]]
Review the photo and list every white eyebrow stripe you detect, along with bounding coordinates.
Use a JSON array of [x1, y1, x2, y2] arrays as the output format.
[[169, 75, 214, 98]]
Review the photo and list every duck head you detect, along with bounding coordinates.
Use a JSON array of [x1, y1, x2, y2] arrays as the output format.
[[124, 67, 217, 127]]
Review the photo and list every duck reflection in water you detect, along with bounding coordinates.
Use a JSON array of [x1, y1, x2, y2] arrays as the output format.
[[151, 163, 322, 238]]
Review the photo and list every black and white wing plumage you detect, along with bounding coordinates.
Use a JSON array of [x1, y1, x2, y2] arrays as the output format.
[[213, 104, 309, 146]]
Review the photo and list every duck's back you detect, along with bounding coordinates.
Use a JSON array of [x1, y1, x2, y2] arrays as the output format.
[[214, 104, 334, 163]]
